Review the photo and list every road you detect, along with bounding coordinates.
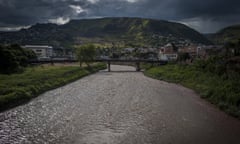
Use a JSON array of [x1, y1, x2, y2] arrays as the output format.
[[1, 65, 240, 144]]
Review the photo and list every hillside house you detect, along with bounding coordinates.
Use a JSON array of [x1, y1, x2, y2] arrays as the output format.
[[158, 43, 178, 61]]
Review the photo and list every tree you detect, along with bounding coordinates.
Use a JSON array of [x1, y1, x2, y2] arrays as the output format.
[[75, 44, 96, 67], [235, 39, 240, 56], [171, 43, 178, 52], [178, 52, 191, 62], [0, 44, 37, 74], [224, 41, 237, 57]]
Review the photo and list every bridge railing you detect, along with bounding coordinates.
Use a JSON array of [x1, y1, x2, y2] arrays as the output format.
[[29, 58, 168, 65]]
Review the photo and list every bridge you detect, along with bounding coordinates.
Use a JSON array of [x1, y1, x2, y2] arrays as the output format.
[[94, 59, 168, 71], [29, 58, 168, 72]]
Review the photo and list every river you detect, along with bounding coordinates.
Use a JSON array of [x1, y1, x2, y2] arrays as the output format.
[[1, 65, 240, 144]]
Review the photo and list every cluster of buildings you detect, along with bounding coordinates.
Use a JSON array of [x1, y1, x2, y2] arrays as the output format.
[[99, 47, 159, 60], [23, 45, 75, 60], [158, 43, 220, 61], [23, 43, 220, 62], [113, 43, 218, 61]]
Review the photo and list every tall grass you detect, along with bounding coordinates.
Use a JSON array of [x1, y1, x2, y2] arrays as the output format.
[[144, 64, 240, 118], [0, 63, 106, 111]]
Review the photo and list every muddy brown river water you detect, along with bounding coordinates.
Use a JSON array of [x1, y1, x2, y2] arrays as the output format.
[[1, 65, 240, 144]]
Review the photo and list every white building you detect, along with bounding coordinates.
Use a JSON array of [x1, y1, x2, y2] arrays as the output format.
[[23, 45, 53, 59]]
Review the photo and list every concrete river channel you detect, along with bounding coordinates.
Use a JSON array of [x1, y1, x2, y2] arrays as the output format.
[[1, 65, 240, 144]]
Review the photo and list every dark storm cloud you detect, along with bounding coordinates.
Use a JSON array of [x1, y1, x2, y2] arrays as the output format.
[[173, 0, 240, 18], [0, 0, 89, 27], [0, 0, 239, 32], [169, 0, 240, 32]]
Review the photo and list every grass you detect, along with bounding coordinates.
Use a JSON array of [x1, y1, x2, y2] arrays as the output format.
[[144, 64, 240, 118], [0, 63, 106, 111]]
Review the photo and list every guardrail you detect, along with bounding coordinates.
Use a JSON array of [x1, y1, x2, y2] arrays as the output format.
[[29, 59, 167, 64]]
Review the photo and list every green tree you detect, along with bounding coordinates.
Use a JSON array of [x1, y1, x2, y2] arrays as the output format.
[[0, 44, 37, 74], [235, 39, 240, 56], [224, 40, 240, 57], [171, 43, 178, 52], [75, 44, 96, 67], [178, 52, 191, 62]]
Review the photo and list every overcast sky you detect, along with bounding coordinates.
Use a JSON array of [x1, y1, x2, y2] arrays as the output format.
[[0, 0, 239, 33]]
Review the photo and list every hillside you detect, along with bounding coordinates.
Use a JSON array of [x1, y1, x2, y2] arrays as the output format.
[[0, 17, 211, 47], [208, 25, 240, 44]]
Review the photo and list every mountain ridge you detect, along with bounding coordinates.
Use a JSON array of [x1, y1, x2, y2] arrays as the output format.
[[207, 24, 240, 44], [0, 17, 212, 47]]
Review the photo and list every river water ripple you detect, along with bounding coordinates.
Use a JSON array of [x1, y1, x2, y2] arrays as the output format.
[[1, 65, 240, 144]]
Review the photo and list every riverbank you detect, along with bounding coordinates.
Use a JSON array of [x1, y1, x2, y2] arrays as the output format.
[[144, 64, 240, 118], [0, 63, 106, 111]]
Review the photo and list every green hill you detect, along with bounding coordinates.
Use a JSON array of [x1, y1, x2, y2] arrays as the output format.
[[208, 25, 240, 44], [0, 17, 211, 47]]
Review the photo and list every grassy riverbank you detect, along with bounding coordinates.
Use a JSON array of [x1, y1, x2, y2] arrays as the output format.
[[144, 64, 240, 118], [0, 63, 106, 111]]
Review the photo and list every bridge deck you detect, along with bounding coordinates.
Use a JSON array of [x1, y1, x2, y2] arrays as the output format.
[[29, 59, 168, 64], [94, 59, 167, 63]]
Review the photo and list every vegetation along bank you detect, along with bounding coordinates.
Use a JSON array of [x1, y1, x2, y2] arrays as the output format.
[[144, 57, 240, 118], [0, 63, 106, 111]]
